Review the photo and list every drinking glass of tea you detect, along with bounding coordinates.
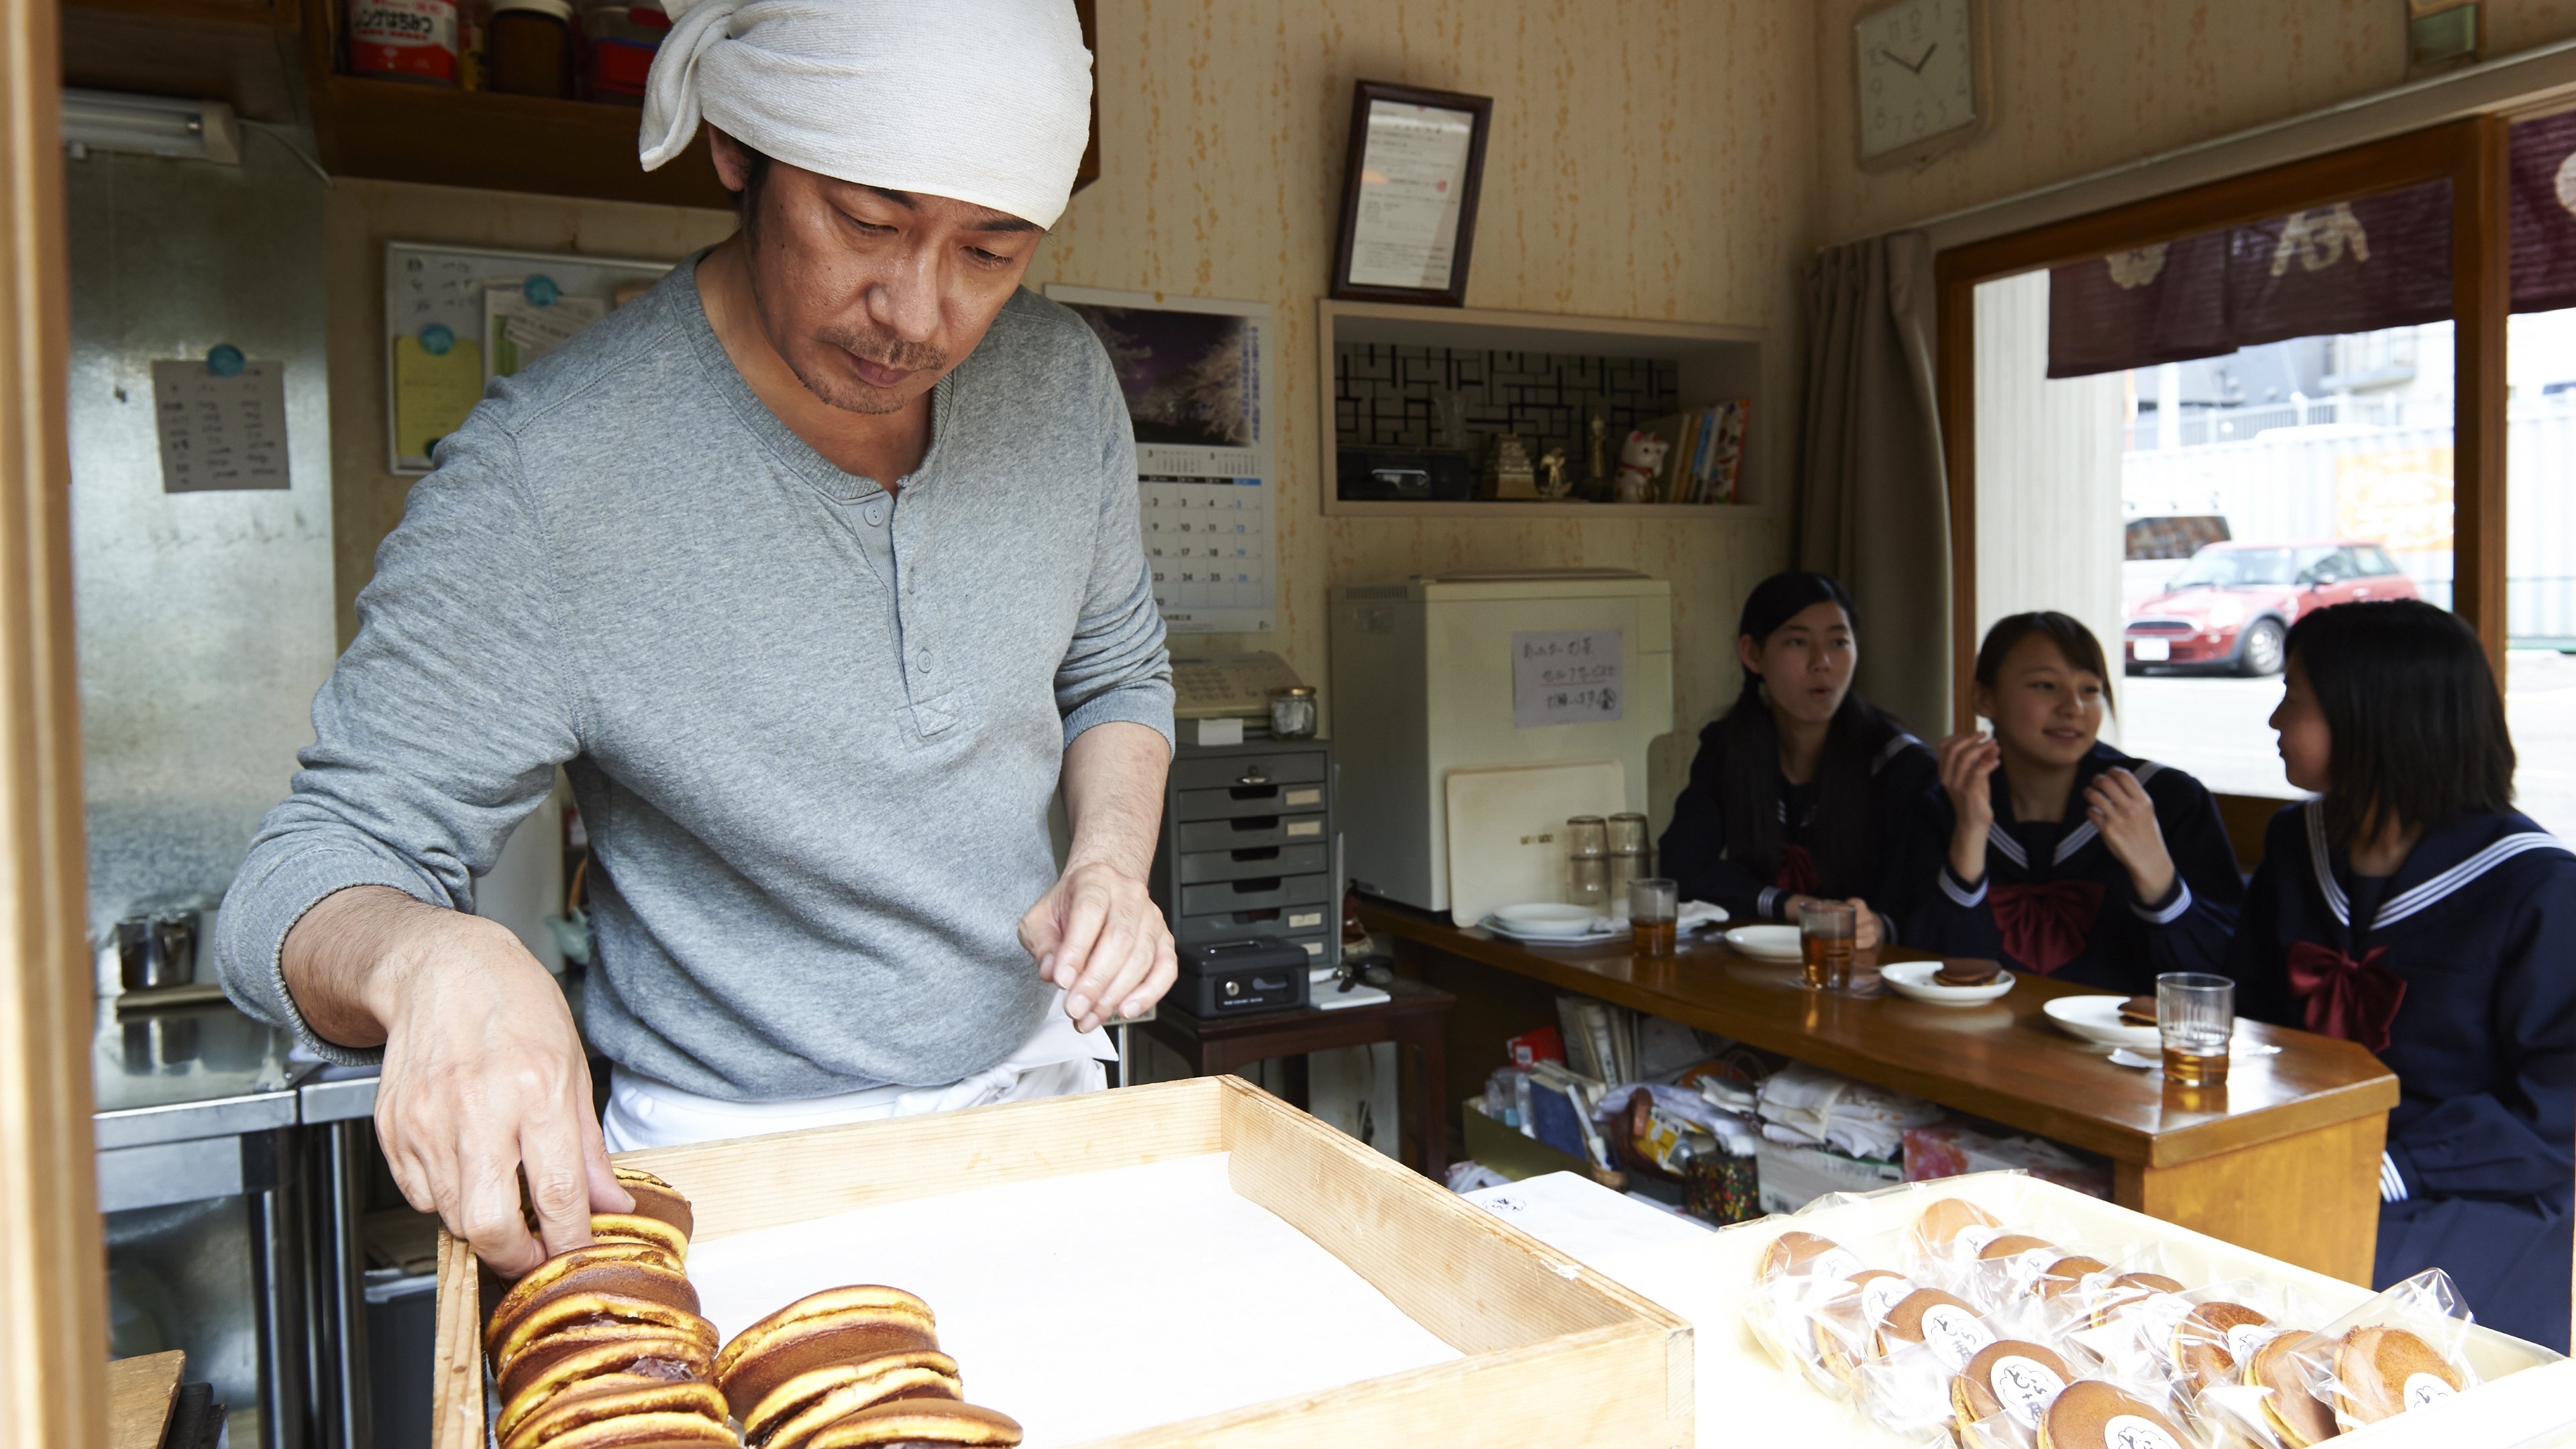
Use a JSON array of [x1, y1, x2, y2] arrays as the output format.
[[1629, 877, 1678, 959], [2156, 973, 2234, 1087], [1798, 899, 1857, 991]]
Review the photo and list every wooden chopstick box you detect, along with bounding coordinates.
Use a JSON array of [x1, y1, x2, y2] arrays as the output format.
[[431, 1076, 1693, 1449]]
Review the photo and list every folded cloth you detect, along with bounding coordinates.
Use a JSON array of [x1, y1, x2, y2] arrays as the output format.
[[1756, 1061, 1940, 1161], [639, 0, 1093, 228]]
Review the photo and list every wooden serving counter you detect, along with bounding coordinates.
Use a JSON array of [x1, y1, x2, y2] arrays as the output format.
[[1358, 898, 2400, 1285]]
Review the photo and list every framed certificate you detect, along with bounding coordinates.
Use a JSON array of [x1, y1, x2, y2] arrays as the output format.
[[1330, 80, 1493, 307]]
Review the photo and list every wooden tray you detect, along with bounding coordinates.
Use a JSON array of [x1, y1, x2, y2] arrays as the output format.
[[431, 1076, 1693, 1448]]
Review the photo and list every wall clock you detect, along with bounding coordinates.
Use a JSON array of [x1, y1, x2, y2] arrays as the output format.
[[1853, 0, 1990, 171]]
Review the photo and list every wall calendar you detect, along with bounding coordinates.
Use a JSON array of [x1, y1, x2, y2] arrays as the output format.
[[1047, 284, 1275, 634]]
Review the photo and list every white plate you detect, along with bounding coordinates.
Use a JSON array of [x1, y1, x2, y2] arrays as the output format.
[[2043, 995, 2162, 1049], [1880, 959, 2017, 1005], [1479, 916, 1611, 945], [1491, 902, 1601, 936], [1722, 924, 1805, 963]]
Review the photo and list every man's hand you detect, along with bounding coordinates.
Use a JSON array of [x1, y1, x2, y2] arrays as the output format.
[[1030, 721, 1177, 1032], [2084, 767, 2177, 905], [290, 886, 629, 1277], [1937, 731, 2002, 885], [1019, 860, 1177, 1032]]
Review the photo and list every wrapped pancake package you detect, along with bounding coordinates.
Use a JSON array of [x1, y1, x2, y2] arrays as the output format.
[[1736, 1176, 2555, 1448]]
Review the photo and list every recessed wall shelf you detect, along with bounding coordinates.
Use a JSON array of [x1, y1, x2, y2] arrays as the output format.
[[1319, 299, 1769, 520]]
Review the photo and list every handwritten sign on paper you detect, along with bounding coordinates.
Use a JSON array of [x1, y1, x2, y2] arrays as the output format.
[[152, 360, 289, 492], [1512, 628, 1623, 728]]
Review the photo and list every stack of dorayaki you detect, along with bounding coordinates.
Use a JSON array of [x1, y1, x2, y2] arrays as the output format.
[[489, 1168, 733, 1449], [483, 1167, 1023, 1449], [710, 1286, 1022, 1449], [1747, 1195, 2485, 1449]]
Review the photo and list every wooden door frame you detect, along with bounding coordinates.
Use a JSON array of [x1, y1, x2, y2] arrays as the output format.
[[0, 0, 111, 1441], [1933, 117, 2513, 725]]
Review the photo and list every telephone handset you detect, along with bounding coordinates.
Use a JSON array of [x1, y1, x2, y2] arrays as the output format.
[[1171, 650, 1305, 720]]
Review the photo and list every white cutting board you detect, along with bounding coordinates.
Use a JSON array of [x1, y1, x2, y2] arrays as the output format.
[[1443, 758, 1627, 926]]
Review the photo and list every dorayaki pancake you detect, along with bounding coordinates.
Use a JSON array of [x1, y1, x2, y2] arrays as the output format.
[[1951, 1339, 2070, 1436], [741, 1349, 964, 1449], [590, 1214, 690, 1265], [1910, 1198, 2002, 1256], [500, 1376, 729, 1449], [2118, 995, 2159, 1027], [612, 1167, 696, 1241], [1975, 1233, 2055, 1261], [496, 1341, 714, 1441], [1756, 1230, 1863, 1286], [1815, 1271, 1913, 1385], [2039, 1379, 2188, 1449], [497, 1320, 719, 1407], [513, 1413, 739, 1449], [1936, 958, 2002, 986], [492, 1293, 716, 1379], [805, 1400, 1024, 1449], [487, 1258, 700, 1356], [2247, 1332, 2337, 1447], [2333, 1325, 2465, 1424], [714, 1287, 940, 1419], [2085, 1272, 2188, 1330], [1877, 1288, 1994, 1371], [2034, 1255, 2107, 1300], [2171, 1301, 2271, 1395]]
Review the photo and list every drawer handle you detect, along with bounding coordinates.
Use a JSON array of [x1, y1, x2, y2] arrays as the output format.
[[1228, 877, 1283, 895], [1237, 765, 1270, 785]]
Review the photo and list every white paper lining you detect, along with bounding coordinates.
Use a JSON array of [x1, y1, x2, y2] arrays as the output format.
[[683, 1153, 1462, 1447]]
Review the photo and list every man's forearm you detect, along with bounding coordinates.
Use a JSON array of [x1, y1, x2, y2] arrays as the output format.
[[1060, 720, 1169, 878], [281, 885, 455, 1049]]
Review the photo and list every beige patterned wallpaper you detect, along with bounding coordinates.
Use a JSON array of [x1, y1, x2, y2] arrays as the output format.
[[1813, 0, 2576, 246]]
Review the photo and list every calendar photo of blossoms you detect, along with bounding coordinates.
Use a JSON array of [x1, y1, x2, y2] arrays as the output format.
[[1061, 302, 1256, 449]]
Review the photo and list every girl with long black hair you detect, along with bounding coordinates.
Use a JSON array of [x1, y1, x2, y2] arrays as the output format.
[[2229, 600, 2573, 1350], [1658, 572, 1934, 947], [1902, 611, 2243, 991]]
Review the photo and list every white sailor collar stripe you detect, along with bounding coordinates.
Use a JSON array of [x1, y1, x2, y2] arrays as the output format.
[[2304, 798, 2571, 930], [1986, 822, 2029, 869], [1874, 733, 1924, 774]]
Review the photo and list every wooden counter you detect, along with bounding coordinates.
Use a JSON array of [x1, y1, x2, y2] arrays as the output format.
[[1360, 899, 2400, 1285]]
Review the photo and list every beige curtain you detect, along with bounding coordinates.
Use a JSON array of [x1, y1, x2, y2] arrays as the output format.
[[1799, 231, 1953, 736]]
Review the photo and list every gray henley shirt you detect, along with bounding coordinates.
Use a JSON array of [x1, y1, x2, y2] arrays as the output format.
[[214, 258, 1173, 1099]]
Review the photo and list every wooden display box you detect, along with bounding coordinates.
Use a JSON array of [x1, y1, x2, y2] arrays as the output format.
[[1693, 1173, 2567, 1448], [432, 1076, 1692, 1448]]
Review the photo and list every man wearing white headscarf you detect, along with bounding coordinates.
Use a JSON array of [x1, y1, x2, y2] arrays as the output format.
[[215, 0, 1178, 1274]]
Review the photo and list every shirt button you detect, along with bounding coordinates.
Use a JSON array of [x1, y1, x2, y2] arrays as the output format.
[[862, 500, 888, 527], [916, 651, 933, 674]]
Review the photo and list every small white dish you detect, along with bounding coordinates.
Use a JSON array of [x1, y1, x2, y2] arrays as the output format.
[[1723, 924, 1805, 963], [1880, 959, 2017, 1005], [2043, 996, 2162, 1049], [1489, 902, 1602, 938], [1480, 916, 1611, 945]]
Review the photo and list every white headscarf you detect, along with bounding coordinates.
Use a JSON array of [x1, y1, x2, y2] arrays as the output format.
[[640, 0, 1093, 229]]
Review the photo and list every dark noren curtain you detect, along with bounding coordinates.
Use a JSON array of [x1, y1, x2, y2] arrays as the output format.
[[1798, 230, 1953, 736]]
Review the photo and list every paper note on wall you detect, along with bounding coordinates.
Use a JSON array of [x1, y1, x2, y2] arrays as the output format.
[[393, 335, 486, 464], [486, 288, 608, 382], [152, 360, 290, 492], [1512, 628, 1624, 728]]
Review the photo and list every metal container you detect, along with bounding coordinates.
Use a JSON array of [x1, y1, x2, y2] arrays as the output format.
[[117, 910, 198, 992]]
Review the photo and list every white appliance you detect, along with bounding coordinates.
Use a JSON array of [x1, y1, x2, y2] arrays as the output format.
[[1331, 571, 1674, 916]]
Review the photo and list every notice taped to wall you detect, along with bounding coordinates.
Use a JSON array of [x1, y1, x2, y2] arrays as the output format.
[[1512, 629, 1623, 728], [152, 359, 289, 492]]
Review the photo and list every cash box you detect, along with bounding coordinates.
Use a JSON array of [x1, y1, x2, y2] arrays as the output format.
[[1175, 936, 1310, 1018]]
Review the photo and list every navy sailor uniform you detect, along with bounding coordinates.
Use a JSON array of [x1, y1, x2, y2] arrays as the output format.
[[2231, 802, 2575, 1351], [1660, 722, 1936, 932], [1898, 743, 2243, 994]]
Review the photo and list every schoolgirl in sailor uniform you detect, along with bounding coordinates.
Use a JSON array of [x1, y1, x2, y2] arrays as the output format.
[[2227, 600, 2573, 1350], [1901, 612, 2242, 994], [1660, 572, 1936, 949]]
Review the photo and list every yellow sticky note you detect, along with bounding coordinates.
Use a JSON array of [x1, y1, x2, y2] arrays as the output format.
[[393, 335, 486, 465]]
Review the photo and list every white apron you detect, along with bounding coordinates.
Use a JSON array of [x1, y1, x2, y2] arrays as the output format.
[[601, 993, 1114, 1152]]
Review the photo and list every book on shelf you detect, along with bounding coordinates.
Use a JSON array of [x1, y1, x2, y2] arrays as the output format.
[[1632, 400, 1752, 503]]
